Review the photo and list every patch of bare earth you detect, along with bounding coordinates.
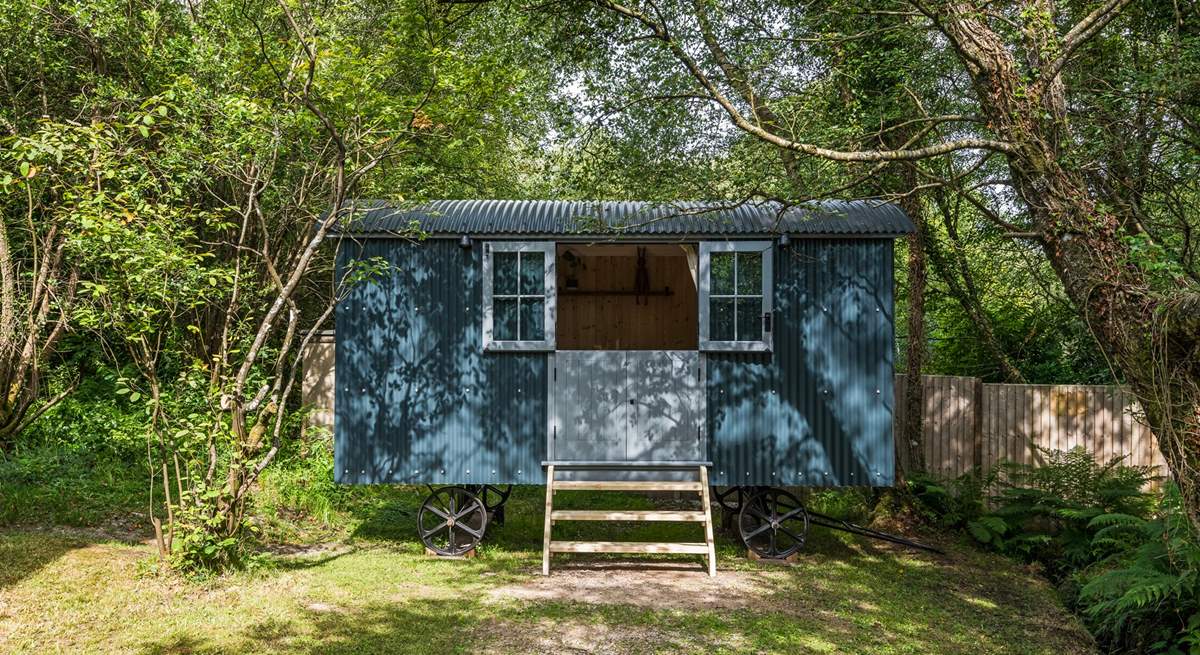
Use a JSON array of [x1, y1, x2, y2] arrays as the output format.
[[473, 617, 748, 655], [487, 561, 792, 613]]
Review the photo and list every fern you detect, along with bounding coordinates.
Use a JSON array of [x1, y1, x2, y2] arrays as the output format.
[[1075, 487, 1199, 654]]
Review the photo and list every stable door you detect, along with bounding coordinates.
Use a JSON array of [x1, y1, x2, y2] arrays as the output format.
[[550, 350, 704, 462]]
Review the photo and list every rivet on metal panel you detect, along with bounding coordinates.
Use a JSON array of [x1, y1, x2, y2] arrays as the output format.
[[875, 389, 880, 394], [466, 470, 470, 475], [360, 470, 364, 474], [439, 469, 445, 474], [518, 470, 522, 474]]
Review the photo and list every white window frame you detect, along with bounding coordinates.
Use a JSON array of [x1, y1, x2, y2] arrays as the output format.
[[698, 240, 773, 352], [482, 241, 556, 352]]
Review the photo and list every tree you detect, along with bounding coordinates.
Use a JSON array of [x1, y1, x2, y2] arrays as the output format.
[[574, 0, 1200, 525]]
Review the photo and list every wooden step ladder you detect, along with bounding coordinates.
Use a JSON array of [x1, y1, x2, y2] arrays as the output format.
[[542, 462, 717, 577]]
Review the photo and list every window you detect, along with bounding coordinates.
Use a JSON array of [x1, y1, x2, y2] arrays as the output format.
[[483, 242, 556, 351], [699, 241, 773, 351]]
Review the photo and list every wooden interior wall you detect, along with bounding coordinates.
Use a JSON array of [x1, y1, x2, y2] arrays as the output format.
[[556, 250, 698, 350]]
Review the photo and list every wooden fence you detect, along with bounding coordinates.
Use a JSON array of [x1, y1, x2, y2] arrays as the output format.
[[895, 375, 1168, 480]]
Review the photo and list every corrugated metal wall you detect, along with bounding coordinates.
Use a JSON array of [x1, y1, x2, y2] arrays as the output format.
[[335, 237, 896, 488], [706, 240, 896, 487], [335, 239, 548, 485]]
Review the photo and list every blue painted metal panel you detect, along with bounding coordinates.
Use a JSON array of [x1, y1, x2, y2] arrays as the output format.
[[707, 239, 896, 487], [334, 239, 547, 485], [335, 236, 895, 488]]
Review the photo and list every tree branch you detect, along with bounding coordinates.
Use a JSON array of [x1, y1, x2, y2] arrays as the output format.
[[1040, 0, 1137, 83], [591, 0, 1015, 162]]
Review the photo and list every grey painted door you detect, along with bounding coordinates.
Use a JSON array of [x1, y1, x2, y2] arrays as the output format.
[[552, 351, 628, 460], [552, 350, 704, 461], [630, 351, 704, 461]]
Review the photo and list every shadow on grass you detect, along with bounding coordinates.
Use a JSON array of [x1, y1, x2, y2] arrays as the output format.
[[0, 530, 94, 590]]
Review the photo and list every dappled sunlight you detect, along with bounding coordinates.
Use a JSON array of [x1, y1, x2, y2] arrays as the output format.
[[1, 490, 1097, 654]]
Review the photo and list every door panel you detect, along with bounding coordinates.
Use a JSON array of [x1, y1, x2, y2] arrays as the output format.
[[631, 351, 704, 461], [552, 351, 628, 460]]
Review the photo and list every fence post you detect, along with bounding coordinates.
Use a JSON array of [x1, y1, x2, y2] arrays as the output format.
[[972, 377, 984, 472]]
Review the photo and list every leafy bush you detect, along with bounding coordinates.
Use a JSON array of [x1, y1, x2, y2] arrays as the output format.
[[1074, 487, 1200, 654], [966, 447, 1156, 578], [951, 446, 1198, 653], [905, 469, 990, 528]]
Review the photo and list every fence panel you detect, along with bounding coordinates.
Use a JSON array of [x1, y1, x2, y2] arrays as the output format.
[[895, 376, 1169, 481]]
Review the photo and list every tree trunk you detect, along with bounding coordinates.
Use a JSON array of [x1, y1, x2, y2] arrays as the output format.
[[899, 183, 928, 477], [939, 1, 1200, 528]]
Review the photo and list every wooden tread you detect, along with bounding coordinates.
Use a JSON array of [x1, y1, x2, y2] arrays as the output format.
[[549, 541, 710, 554], [550, 510, 708, 522], [551, 480, 703, 492]]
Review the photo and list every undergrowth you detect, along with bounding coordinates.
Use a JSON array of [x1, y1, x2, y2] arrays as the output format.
[[909, 447, 1199, 654]]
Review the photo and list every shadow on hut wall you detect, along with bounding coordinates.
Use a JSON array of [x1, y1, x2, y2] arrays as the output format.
[[336, 239, 546, 490], [708, 240, 894, 488]]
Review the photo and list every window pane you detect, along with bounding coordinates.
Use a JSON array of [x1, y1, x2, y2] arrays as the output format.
[[519, 251, 545, 295], [737, 252, 762, 295], [736, 297, 762, 341], [710, 253, 735, 295], [521, 298, 545, 341], [494, 252, 518, 295], [711, 297, 735, 341], [494, 297, 518, 340]]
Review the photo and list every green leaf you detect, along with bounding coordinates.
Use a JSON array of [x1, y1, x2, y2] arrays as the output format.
[[138, 125, 150, 138]]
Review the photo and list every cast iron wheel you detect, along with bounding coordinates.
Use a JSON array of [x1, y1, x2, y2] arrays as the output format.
[[714, 486, 749, 514], [713, 486, 750, 533], [418, 486, 488, 557], [469, 484, 513, 527], [738, 487, 810, 559]]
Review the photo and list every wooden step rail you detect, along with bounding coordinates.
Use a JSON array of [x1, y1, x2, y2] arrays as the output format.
[[542, 463, 717, 577]]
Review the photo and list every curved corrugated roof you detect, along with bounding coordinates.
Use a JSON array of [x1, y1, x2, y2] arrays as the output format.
[[331, 199, 914, 238]]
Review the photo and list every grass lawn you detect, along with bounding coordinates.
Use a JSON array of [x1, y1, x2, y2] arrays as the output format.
[[0, 486, 1095, 655]]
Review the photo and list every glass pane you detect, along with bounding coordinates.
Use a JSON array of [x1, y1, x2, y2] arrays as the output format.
[[494, 297, 518, 340], [710, 297, 735, 341], [736, 297, 762, 341], [493, 252, 518, 295], [710, 253, 735, 295], [521, 298, 545, 341], [737, 252, 762, 295], [519, 251, 545, 295]]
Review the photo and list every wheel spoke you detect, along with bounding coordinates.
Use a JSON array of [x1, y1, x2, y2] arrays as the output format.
[[747, 504, 771, 522], [424, 504, 450, 520], [743, 522, 772, 540], [456, 523, 483, 540], [453, 504, 479, 520], [420, 520, 449, 537], [778, 507, 806, 523], [769, 527, 777, 555], [779, 526, 804, 544]]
